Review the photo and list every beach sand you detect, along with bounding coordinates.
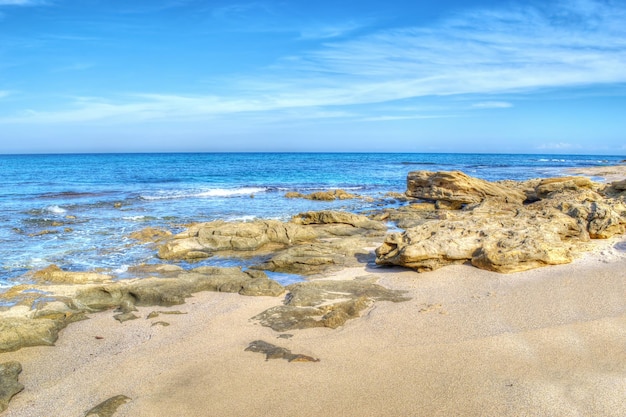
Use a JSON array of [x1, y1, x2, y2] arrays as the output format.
[[568, 164, 626, 182], [2, 237, 626, 417]]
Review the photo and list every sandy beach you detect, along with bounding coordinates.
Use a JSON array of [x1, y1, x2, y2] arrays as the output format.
[[2, 236, 625, 417]]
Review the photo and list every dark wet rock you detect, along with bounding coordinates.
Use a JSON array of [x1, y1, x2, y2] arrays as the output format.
[[74, 268, 284, 312], [85, 394, 131, 417], [245, 340, 319, 362], [253, 279, 410, 332], [146, 310, 187, 319], [31, 264, 112, 284], [0, 361, 24, 413], [125, 264, 184, 278], [406, 171, 526, 208], [113, 312, 139, 323], [0, 310, 85, 353], [285, 189, 359, 201]]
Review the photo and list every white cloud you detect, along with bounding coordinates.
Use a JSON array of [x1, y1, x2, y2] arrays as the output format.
[[471, 101, 513, 109]]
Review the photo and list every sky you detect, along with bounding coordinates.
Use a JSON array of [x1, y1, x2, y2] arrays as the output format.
[[0, 0, 625, 154]]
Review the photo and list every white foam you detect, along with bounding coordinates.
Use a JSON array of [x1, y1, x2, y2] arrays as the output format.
[[46, 205, 67, 214], [113, 265, 129, 274], [141, 187, 267, 201]]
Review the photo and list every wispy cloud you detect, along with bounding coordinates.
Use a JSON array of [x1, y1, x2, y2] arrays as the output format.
[[537, 142, 582, 150], [298, 20, 370, 40], [2, 0, 625, 125], [471, 101, 513, 109]]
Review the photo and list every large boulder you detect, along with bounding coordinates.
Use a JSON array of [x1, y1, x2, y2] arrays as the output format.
[[406, 171, 526, 208], [376, 200, 584, 273]]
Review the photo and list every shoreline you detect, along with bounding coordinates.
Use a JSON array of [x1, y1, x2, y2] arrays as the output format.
[[2, 237, 626, 416]]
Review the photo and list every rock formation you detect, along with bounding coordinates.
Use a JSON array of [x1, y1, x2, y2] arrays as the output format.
[[0, 361, 23, 413], [253, 278, 410, 332], [284, 189, 359, 201], [406, 170, 527, 208], [376, 171, 626, 273]]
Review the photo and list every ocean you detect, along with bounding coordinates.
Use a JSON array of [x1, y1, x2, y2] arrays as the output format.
[[1, 152, 623, 292]]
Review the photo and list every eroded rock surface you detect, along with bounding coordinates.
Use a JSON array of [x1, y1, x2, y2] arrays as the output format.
[[253, 278, 410, 332], [0, 361, 24, 413], [157, 212, 386, 261], [284, 189, 359, 201], [406, 171, 527, 208], [377, 171, 626, 273]]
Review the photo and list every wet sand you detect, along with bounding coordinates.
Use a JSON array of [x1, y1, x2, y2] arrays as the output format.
[[2, 237, 626, 417]]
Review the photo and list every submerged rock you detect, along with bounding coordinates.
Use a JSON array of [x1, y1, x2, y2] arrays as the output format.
[[253, 279, 410, 332], [284, 189, 359, 201], [31, 264, 112, 285], [0, 361, 24, 413]]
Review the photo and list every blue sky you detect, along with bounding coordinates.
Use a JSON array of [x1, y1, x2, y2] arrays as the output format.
[[0, 0, 625, 154]]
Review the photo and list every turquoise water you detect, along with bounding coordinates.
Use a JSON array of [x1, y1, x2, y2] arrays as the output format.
[[0, 152, 622, 288]]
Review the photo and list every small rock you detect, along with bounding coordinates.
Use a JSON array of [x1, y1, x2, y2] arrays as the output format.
[[85, 395, 131, 417], [245, 340, 319, 362]]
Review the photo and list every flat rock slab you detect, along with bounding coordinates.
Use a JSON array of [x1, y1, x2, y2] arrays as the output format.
[[253, 279, 410, 332]]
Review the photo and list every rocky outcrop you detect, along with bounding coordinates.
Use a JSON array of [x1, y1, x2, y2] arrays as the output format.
[[291, 210, 385, 233], [0, 361, 23, 413], [128, 227, 172, 244], [157, 211, 386, 262], [252, 237, 374, 275], [157, 220, 317, 260], [285, 189, 359, 201], [535, 176, 594, 199], [73, 268, 284, 310], [377, 171, 626, 273], [1, 267, 284, 353], [253, 278, 410, 332], [406, 171, 527, 208]]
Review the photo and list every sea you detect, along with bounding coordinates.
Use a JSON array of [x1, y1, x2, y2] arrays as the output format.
[[1, 152, 623, 293]]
